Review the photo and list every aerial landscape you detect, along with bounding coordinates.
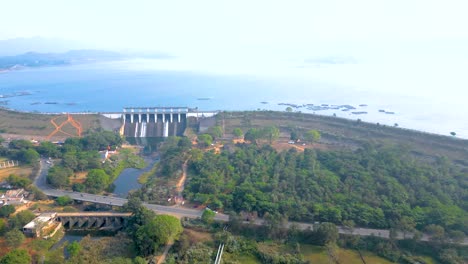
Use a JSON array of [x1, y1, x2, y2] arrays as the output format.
[[0, 1, 467, 264]]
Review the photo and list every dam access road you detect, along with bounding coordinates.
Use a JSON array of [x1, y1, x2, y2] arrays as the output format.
[[34, 159, 468, 245], [34, 159, 228, 221]]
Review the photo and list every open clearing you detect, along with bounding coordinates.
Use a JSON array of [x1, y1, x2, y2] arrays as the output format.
[[0, 109, 113, 140], [300, 244, 396, 264], [0, 166, 33, 182]]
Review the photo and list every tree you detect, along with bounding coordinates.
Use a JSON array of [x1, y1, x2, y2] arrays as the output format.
[[72, 183, 85, 192], [450, 131, 456, 136], [37, 141, 61, 158], [47, 165, 72, 188], [285, 107, 293, 112], [0, 218, 6, 235], [177, 137, 192, 150], [67, 241, 82, 258], [210, 126, 224, 139], [201, 209, 216, 225], [315, 222, 338, 245], [6, 174, 31, 188], [8, 210, 36, 229], [305, 129, 321, 143], [233, 128, 243, 138], [425, 224, 446, 243], [56, 196, 73, 206], [63, 153, 79, 171], [0, 249, 31, 264], [133, 257, 147, 264], [85, 169, 110, 193], [5, 229, 25, 247], [0, 205, 15, 217], [244, 128, 260, 144], [263, 126, 280, 144], [197, 134, 213, 147], [342, 219, 355, 233], [135, 215, 183, 256], [439, 248, 462, 264], [18, 148, 39, 164], [30, 186, 48, 200], [448, 230, 465, 243], [8, 140, 33, 150]]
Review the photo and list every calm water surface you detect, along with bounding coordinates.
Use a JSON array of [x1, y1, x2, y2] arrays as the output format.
[[112, 157, 157, 198], [0, 59, 466, 138]]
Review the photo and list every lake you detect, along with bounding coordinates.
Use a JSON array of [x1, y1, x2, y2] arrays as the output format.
[[0, 59, 467, 138]]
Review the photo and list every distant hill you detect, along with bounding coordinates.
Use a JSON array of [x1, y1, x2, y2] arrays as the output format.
[[0, 37, 88, 56], [0, 50, 124, 70]]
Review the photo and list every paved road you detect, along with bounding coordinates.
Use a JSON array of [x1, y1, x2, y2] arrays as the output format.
[[35, 159, 228, 221], [34, 160, 467, 245]]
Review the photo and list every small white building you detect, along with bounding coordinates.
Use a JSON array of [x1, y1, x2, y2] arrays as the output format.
[[23, 212, 58, 238]]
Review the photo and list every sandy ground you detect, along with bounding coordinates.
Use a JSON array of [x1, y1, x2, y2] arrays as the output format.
[[70, 171, 87, 184]]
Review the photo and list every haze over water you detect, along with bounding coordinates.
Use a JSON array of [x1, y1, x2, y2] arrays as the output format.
[[0, 57, 467, 139]]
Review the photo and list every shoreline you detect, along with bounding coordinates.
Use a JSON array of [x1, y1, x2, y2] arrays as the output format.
[[1, 106, 467, 141]]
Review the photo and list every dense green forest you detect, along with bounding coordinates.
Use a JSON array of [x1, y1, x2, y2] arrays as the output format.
[[181, 142, 466, 236]]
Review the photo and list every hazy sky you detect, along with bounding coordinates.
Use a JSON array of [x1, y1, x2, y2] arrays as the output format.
[[1, 0, 468, 98], [1, 0, 467, 61]]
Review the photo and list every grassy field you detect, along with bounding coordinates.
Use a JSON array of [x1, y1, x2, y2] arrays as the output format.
[[300, 244, 395, 264], [222, 253, 261, 264], [0, 165, 33, 182], [0, 108, 108, 140]]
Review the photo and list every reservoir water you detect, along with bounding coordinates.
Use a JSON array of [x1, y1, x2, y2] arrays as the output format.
[[0, 59, 467, 139]]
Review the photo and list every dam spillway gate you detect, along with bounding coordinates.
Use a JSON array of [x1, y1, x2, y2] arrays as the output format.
[[123, 107, 187, 137]]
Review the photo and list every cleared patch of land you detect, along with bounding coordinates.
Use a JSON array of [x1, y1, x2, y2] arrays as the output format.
[[70, 171, 87, 184], [300, 244, 397, 264], [0, 166, 33, 182], [0, 108, 117, 141]]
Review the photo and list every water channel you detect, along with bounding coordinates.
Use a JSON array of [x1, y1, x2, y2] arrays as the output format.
[[112, 156, 158, 198]]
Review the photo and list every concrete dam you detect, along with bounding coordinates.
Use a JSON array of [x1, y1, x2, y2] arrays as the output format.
[[103, 107, 217, 138]]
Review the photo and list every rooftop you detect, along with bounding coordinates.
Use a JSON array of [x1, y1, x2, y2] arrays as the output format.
[[23, 212, 56, 229]]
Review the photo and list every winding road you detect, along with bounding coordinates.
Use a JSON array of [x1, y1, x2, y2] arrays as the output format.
[[34, 159, 467, 245]]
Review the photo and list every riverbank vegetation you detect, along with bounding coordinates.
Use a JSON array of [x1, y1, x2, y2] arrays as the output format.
[[41, 131, 145, 194]]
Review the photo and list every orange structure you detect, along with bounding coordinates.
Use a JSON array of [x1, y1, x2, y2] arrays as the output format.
[[46, 114, 83, 139]]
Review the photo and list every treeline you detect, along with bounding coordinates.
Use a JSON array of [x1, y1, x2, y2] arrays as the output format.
[[0, 139, 40, 165], [183, 142, 467, 236]]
